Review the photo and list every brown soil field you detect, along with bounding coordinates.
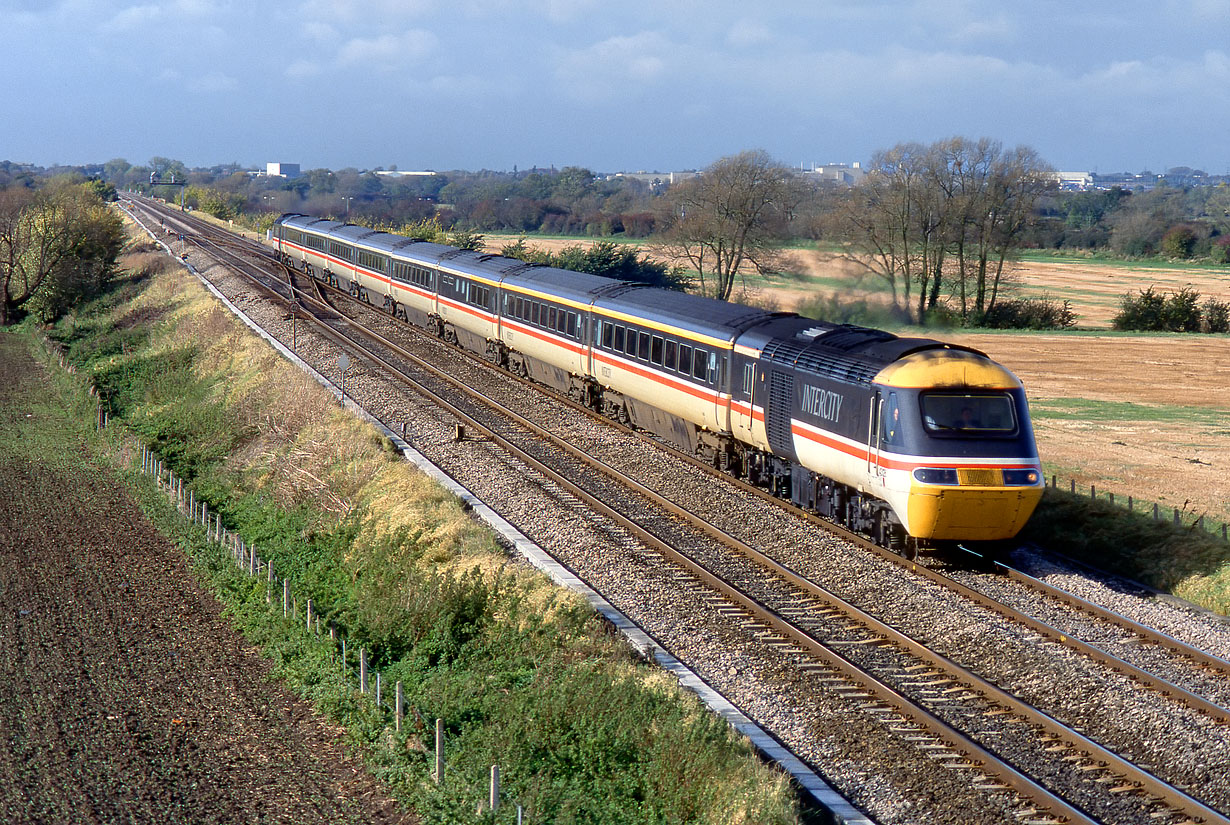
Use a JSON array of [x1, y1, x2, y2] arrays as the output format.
[[484, 235, 1230, 525], [945, 332, 1230, 525], [0, 336, 412, 825]]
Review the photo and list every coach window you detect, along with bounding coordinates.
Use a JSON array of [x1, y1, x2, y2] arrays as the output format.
[[742, 363, 755, 395], [693, 348, 708, 382], [650, 335, 664, 365], [678, 344, 693, 376], [546, 306, 556, 331], [637, 331, 650, 361], [601, 320, 613, 349], [567, 311, 578, 338], [613, 325, 625, 353], [664, 340, 677, 371], [625, 329, 638, 356]]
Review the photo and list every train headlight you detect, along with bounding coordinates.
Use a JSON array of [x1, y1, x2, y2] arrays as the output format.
[[913, 467, 959, 485], [1002, 468, 1042, 486]]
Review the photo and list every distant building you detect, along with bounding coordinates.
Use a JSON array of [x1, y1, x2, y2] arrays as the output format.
[[266, 162, 301, 178], [373, 170, 437, 177], [1089, 171, 1159, 191], [802, 162, 865, 185], [607, 171, 700, 189], [1055, 171, 1094, 190]]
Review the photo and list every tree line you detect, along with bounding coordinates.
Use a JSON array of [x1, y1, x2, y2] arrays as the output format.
[[6, 138, 1229, 330]]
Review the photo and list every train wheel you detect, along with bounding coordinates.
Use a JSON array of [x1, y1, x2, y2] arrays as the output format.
[[902, 537, 919, 561]]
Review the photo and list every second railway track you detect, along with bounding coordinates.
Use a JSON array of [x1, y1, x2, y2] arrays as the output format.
[[124, 197, 1230, 825]]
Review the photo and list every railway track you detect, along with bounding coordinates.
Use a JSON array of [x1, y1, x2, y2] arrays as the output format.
[[122, 197, 1230, 825]]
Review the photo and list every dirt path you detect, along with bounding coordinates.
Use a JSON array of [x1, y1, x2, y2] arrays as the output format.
[[0, 334, 413, 825]]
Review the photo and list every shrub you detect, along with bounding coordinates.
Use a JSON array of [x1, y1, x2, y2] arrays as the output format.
[[1113, 286, 1166, 330], [1160, 224, 1199, 259], [1114, 285, 1213, 332], [1159, 286, 1203, 331], [1203, 298, 1230, 333], [1211, 236, 1230, 265], [978, 297, 1077, 330]]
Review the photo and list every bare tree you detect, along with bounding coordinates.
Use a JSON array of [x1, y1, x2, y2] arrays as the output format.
[[836, 137, 1053, 324], [0, 188, 77, 326], [833, 142, 947, 322], [657, 150, 803, 301]]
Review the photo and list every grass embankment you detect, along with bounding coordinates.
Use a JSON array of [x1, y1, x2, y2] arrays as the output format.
[[1023, 490, 1230, 615], [41, 238, 798, 824]]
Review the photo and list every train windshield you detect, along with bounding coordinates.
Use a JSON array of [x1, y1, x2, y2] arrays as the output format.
[[920, 393, 1017, 435]]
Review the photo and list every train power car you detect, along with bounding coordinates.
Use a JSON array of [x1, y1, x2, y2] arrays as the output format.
[[272, 214, 1043, 554]]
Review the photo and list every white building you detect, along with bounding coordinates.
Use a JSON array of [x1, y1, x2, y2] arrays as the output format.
[[266, 162, 301, 178], [373, 170, 437, 177], [1055, 171, 1094, 190], [802, 162, 865, 185]]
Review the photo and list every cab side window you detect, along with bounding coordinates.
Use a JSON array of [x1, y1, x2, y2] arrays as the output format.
[[880, 392, 900, 444]]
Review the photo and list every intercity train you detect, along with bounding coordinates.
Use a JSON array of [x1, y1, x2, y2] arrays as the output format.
[[274, 213, 1043, 554]]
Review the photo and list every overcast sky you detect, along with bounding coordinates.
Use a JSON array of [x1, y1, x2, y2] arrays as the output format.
[[5, 0, 1230, 174]]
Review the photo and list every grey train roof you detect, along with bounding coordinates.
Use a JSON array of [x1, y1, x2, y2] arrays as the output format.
[[597, 286, 783, 343], [505, 265, 631, 305], [751, 316, 987, 386]]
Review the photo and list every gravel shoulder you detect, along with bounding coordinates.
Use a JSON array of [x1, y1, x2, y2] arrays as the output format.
[[0, 334, 413, 825]]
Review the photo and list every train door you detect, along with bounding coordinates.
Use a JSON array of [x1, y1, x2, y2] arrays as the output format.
[[867, 391, 896, 490], [711, 350, 727, 432], [732, 357, 755, 444], [584, 310, 597, 379]]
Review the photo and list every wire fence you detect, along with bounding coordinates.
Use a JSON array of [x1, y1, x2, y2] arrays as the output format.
[[34, 331, 524, 818], [1046, 473, 1229, 543], [130, 437, 530, 817]]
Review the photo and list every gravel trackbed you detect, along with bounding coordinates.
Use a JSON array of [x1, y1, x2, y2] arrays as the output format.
[[0, 335, 413, 825]]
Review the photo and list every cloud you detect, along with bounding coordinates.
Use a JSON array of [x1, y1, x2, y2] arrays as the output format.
[[949, 15, 1016, 44], [413, 73, 490, 97], [535, 0, 599, 23], [188, 71, 237, 93], [297, 0, 434, 25], [336, 29, 436, 70], [286, 59, 323, 79], [1187, 0, 1230, 17], [726, 20, 772, 49], [104, 4, 163, 32], [301, 20, 337, 42], [555, 31, 671, 102]]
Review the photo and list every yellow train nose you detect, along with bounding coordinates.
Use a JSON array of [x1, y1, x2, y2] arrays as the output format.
[[907, 484, 1044, 541]]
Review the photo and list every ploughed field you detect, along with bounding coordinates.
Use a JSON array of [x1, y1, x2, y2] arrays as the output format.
[[0, 336, 409, 825]]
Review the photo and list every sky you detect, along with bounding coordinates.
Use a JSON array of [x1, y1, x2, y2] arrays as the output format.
[[4, 0, 1230, 175]]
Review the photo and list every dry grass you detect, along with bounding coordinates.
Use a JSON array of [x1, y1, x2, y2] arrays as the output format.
[[131, 239, 605, 637]]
